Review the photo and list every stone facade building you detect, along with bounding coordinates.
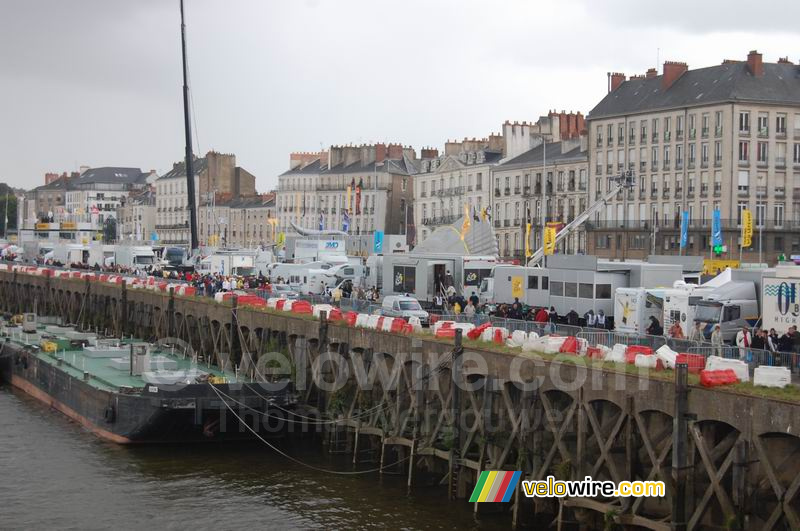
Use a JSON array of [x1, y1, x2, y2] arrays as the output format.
[[155, 151, 256, 245], [276, 143, 416, 238], [586, 51, 800, 263]]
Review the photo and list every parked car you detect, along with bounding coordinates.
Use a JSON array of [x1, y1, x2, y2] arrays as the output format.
[[271, 284, 299, 299], [380, 295, 430, 326]]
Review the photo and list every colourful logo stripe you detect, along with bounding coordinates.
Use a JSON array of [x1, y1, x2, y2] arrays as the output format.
[[500, 471, 521, 502], [469, 472, 490, 503], [486, 471, 505, 501], [477, 471, 498, 502], [469, 471, 522, 502], [492, 471, 514, 502]]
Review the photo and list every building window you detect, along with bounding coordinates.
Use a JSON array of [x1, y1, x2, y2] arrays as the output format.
[[739, 111, 750, 133], [757, 142, 768, 163], [595, 284, 612, 299], [739, 141, 749, 162], [777, 114, 787, 135], [775, 203, 785, 228]]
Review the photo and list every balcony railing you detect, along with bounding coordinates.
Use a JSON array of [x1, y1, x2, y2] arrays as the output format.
[[702, 127, 709, 138], [494, 188, 501, 197], [776, 157, 787, 168], [629, 135, 636, 144], [715, 126, 723, 137], [676, 130, 684, 141], [504, 187, 511, 196], [421, 214, 460, 226]]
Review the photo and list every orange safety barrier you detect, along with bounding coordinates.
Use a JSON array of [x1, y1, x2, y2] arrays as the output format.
[[559, 336, 578, 354], [676, 353, 705, 373], [700, 369, 738, 387], [291, 300, 313, 314], [345, 312, 358, 327], [328, 308, 343, 321], [586, 347, 604, 359], [493, 328, 505, 344], [625, 345, 653, 364], [467, 322, 491, 340], [435, 327, 456, 338]]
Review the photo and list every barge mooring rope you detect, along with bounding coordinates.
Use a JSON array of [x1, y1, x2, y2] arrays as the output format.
[[212, 384, 386, 425], [209, 384, 412, 476]]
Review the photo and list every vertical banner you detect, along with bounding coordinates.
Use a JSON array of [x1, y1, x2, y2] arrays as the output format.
[[460, 203, 471, 241], [543, 226, 557, 255], [343, 210, 350, 233], [355, 179, 362, 215], [712, 209, 722, 247], [373, 230, 384, 253], [742, 209, 753, 248], [525, 222, 532, 257], [680, 210, 689, 248], [318, 212, 324, 231], [346, 185, 352, 214]]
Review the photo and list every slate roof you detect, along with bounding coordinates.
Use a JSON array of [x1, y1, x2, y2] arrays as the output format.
[[499, 142, 587, 170], [159, 156, 209, 180], [74, 167, 147, 186], [280, 156, 418, 176], [588, 62, 800, 120]]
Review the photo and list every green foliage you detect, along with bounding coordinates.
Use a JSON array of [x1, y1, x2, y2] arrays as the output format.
[[0, 194, 17, 236]]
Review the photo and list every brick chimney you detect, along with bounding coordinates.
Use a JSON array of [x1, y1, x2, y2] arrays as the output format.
[[747, 50, 763, 76], [662, 61, 688, 90], [778, 57, 794, 65], [645, 68, 658, 78], [609, 72, 626, 92], [420, 147, 439, 159], [375, 143, 387, 163], [387, 143, 403, 160]]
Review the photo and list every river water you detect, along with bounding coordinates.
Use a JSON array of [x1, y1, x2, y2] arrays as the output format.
[[0, 385, 509, 530]]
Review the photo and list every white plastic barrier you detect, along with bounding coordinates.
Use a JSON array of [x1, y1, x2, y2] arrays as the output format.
[[452, 323, 475, 335], [282, 299, 295, 312], [355, 314, 370, 328], [605, 344, 627, 363], [523, 336, 550, 353], [507, 330, 528, 348], [706, 356, 749, 382], [655, 345, 679, 369], [366, 315, 381, 330], [576, 337, 589, 356], [753, 366, 791, 388], [480, 327, 509, 342], [542, 336, 568, 355], [313, 304, 335, 318], [267, 298, 281, 309], [381, 317, 395, 332], [408, 316, 422, 333], [635, 354, 659, 369]]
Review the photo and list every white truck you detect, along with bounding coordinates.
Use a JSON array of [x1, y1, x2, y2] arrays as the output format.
[[614, 287, 665, 335], [761, 266, 800, 334], [52, 243, 89, 266], [380, 253, 497, 304], [112, 245, 156, 270]]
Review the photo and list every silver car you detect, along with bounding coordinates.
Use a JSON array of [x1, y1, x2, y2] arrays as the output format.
[[380, 295, 429, 325]]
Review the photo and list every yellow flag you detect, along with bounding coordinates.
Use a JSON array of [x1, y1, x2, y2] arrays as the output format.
[[277, 232, 285, 246], [511, 276, 523, 298], [543, 226, 557, 255], [742, 209, 753, 247], [525, 222, 532, 258], [460, 203, 471, 240]]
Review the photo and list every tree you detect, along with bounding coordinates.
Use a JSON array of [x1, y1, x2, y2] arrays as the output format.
[[0, 194, 18, 237], [103, 217, 117, 243]]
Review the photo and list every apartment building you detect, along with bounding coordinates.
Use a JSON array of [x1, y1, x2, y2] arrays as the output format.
[[492, 137, 589, 258], [276, 143, 416, 238], [117, 187, 156, 242], [586, 51, 800, 264], [413, 112, 584, 245], [156, 151, 256, 245], [198, 193, 275, 248]]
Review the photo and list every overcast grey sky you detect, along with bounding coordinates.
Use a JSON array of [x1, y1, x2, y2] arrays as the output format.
[[1, 0, 798, 192]]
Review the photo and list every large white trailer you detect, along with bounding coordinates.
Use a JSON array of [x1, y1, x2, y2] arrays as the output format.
[[380, 253, 497, 303]]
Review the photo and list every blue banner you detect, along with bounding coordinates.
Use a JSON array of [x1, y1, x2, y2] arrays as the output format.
[[342, 210, 350, 233], [373, 231, 384, 253], [712, 209, 722, 246], [318, 212, 324, 231], [680, 211, 689, 248]]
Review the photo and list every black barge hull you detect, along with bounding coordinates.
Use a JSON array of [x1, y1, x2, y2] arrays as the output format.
[[0, 344, 291, 444]]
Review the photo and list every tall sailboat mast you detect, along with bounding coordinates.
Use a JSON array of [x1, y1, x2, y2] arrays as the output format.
[[180, 0, 199, 252]]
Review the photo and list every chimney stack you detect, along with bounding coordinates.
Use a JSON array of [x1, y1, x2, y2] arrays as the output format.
[[645, 68, 658, 78], [778, 57, 794, 65], [747, 50, 763, 76], [609, 72, 626, 92], [662, 61, 688, 90]]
